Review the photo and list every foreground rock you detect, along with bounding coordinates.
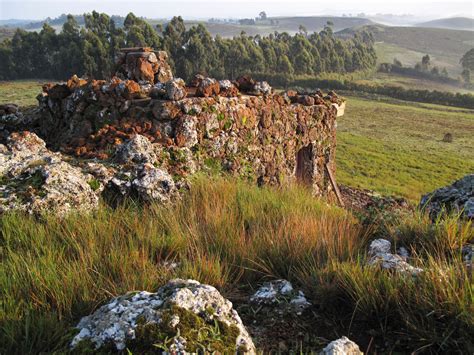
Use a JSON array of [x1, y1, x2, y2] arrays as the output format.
[[420, 174, 473, 220], [0, 132, 98, 215], [368, 239, 423, 276], [71, 279, 255, 353], [250, 279, 311, 315], [320, 337, 363, 355]]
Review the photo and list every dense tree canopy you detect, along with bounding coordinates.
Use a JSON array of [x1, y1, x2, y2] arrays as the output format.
[[0, 12, 377, 81]]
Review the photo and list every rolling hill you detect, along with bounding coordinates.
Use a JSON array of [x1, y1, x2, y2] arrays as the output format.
[[416, 17, 474, 31], [340, 24, 474, 76]]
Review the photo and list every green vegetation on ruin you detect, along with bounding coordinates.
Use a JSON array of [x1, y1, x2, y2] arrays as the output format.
[[1, 176, 472, 353]]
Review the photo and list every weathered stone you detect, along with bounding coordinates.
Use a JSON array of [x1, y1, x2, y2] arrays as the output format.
[[132, 163, 177, 204], [368, 239, 423, 276], [114, 134, 157, 165], [195, 77, 220, 97], [165, 78, 187, 101], [175, 115, 198, 148], [420, 175, 474, 220], [219, 80, 239, 97], [0, 132, 98, 216], [250, 280, 311, 315], [70, 279, 255, 353], [320, 337, 363, 355]]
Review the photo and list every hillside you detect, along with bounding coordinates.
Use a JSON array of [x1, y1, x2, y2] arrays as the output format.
[[341, 24, 474, 76], [416, 17, 474, 31]]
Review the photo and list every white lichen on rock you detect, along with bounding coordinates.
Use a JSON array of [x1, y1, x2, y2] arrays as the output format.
[[250, 279, 311, 315], [114, 134, 157, 165], [0, 132, 98, 215], [71, 279, 256, 353], [368, 239, 423, 275], [320, 336, 363, 355]]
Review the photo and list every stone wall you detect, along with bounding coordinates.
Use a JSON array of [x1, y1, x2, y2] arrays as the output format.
[[34, 48, 343, 197]]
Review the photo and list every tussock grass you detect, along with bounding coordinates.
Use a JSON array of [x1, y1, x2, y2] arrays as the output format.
[[1, 176, 472, 353]]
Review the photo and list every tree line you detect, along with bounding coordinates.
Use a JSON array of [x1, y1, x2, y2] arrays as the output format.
[[0, 12, 377, 81]]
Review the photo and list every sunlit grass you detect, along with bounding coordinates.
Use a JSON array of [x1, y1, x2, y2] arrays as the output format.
[[1, 176, 472, 353]]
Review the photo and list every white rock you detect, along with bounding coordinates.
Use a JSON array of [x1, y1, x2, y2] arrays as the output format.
[[320, 336, 363, 355], [71, 279, 256, 353]]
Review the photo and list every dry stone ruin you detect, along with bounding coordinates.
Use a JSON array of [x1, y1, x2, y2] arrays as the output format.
[[1, 47, 345, 214]]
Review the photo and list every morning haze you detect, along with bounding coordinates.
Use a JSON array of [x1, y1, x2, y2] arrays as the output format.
[[1, 0, 473, 20]]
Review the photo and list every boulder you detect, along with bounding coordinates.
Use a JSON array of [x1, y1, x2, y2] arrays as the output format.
[[368, 239, 423, 276], [250, 279, 311, 315], [320, 337, 363, 355], [71, 279, 256, 353], [420, 175, 473, 219], [0, 132, 98, 216], [114, 134, 157, 165]]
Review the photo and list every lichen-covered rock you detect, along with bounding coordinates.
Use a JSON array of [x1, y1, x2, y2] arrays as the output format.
[[420, 175, 474, 220], [368, 239, 423, 275], [103, 163, 177, 206], [0, 132, 98, 215], [250, 280, 311, 315], [175, 115, 198, 148], [114, 134, 157, 165], [320, 337, 363, 355], [71, 279, 256, 353], [252, 81, 272, 96], [132, 163, 177, 204], [165, 78, 187, 101], [219, 80, 239, 97]]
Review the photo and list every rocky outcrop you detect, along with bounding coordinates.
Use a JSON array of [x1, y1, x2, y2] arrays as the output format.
[[250, 279, 311, 315], [368, 239, 423, 275], [320, 337, 363, 355], [71, 279, 255, 353], [0, 132, 98, 216], [420, 175, 474, 220]]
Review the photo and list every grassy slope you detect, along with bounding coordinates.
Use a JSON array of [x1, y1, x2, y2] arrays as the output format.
[[337, 95, 474, 202], [367, 25, 474, 76], [416, 17, 474, 31]]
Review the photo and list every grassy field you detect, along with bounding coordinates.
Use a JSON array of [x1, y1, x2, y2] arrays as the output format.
[[338, 95, 474, 202], [1, 177, 472, 353], [0, 80, 45, 106]]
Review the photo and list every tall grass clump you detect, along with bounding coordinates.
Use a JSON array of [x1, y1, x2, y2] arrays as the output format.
[[0, 176, 361, 353], [0, 175, 472, 353]]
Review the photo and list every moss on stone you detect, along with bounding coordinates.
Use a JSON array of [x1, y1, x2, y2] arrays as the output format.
[[126, 305, 240, 354]]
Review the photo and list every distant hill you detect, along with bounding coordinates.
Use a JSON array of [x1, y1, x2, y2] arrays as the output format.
[[416, 17, 474, 31], [143, 16, 373, 38], [339, 24, 474, 75]]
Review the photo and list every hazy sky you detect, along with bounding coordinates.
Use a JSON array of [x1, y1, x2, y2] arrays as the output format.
[[1, 0, 473, 20]]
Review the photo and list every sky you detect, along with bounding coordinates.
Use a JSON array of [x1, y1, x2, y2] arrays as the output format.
[[0, 0, 473, 20]]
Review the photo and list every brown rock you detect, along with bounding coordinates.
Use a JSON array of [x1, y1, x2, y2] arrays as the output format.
[[195, 78, 220, 98]]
